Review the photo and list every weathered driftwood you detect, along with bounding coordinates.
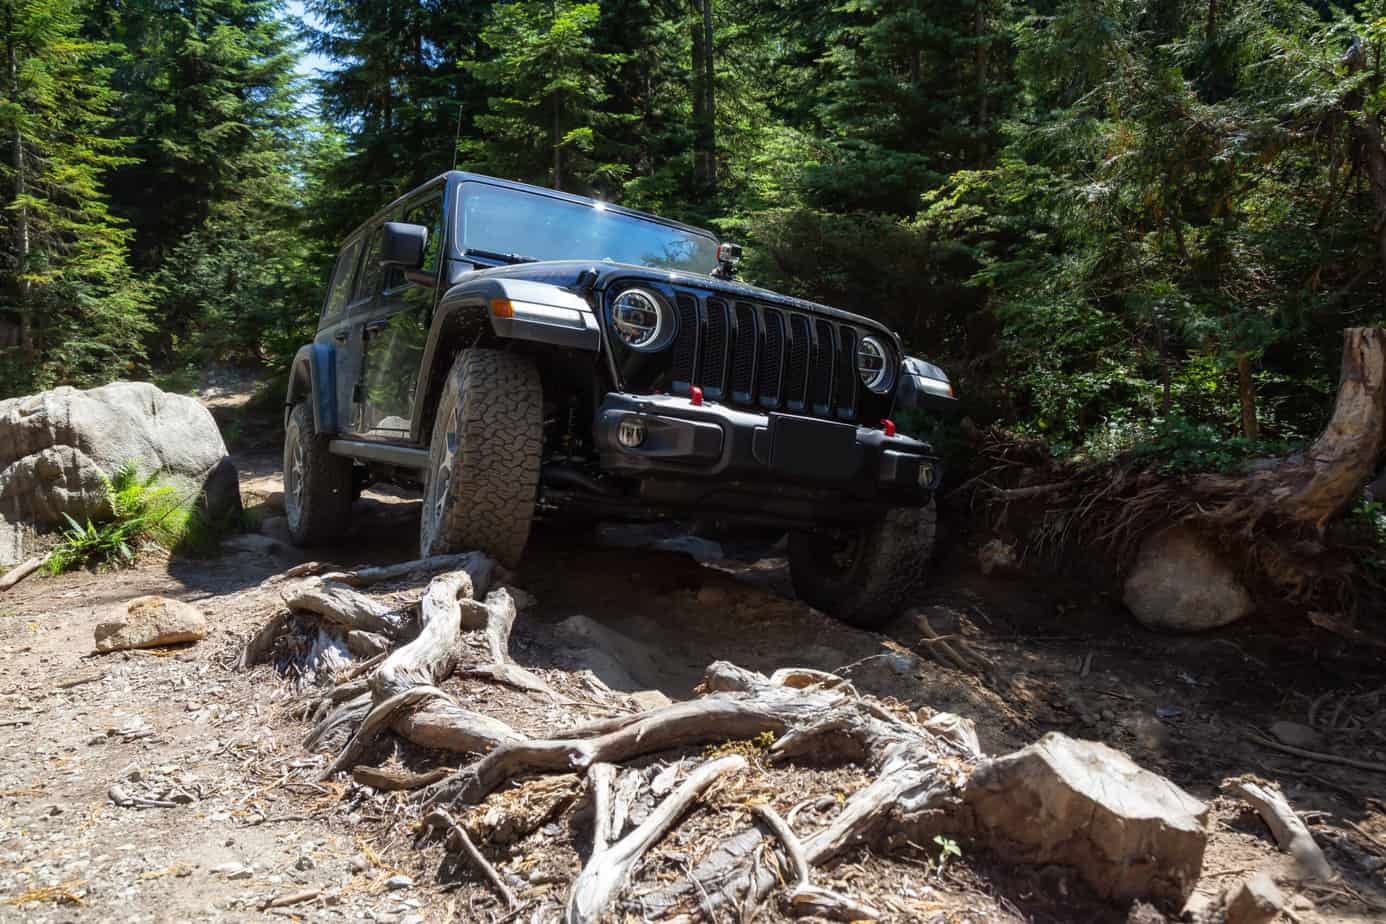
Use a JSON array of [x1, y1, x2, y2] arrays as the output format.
[[1236, 780, 1336, 881], [566, 754, 746, 924]]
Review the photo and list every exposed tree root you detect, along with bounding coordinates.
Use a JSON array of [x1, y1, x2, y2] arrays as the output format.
[[240, 554, 1214, 919], [566, 755, 746, 924], [1235, 780, 1336, 881]]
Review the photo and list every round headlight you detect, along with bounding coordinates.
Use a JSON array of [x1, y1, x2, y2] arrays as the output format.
[[857, 336, 894, 393], [610, 288, 673, 351]]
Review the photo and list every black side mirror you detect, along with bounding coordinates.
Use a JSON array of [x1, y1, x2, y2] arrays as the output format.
[[381, 221, 428, 269]]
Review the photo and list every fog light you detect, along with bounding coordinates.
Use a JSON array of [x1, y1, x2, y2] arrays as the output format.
[[918, 463, 935, 488], [617, 418, 646, 448]]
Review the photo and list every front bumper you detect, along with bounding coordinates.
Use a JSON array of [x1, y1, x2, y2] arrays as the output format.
[[593, 393, 940, 500]]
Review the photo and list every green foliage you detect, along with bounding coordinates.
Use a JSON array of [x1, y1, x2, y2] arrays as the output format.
[[462, 0, 629, 193], [933, 834, 962, 873], [47, 463, 191, 574], [0, 0, 153, 394]]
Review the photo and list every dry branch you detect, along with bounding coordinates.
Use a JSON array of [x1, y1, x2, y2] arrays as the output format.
[[424, 808, 516, 908], [352, 765, 451, 791], [1236, 780, 1336, 881], [565, 755, 746, 924], [0, 554, 48, 592]]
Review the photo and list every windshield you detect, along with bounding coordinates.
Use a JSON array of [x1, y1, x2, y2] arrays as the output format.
[[458, 183, 720, 275]]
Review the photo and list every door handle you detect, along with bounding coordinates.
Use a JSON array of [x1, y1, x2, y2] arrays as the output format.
[[332, 330, 350, 343], [364, 319, 389, 336]]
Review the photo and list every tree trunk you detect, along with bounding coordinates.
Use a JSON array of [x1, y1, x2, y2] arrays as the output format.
[[690, 0, 715, 192], [553, 90, 562, 191], [1237, 353, 1259, 440], [974, 0, 989, 164], [1196, 328, 1386, 530], [7, 18, 33, 361]]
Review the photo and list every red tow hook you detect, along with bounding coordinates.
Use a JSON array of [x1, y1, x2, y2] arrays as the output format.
[[690, 386, 704, 407], [881, 418, 896, 437]]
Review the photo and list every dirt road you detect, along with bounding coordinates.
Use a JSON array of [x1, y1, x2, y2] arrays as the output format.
[[1, 443, 1384, 922]]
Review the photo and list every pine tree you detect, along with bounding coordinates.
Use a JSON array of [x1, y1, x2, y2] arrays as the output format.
[[305, 0, 491, 238], [462, 0, 627, 193], [0, 0, 151, 393], [92, 0, 310, 362]]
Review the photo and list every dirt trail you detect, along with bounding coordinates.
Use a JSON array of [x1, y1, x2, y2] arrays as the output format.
[[1, 426, 1384, 921]]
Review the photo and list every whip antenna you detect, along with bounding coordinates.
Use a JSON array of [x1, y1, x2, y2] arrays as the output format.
[[451, 103, 463, 171]]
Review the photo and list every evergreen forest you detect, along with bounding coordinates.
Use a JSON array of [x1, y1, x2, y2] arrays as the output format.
[[5, 0, 1386, 470]]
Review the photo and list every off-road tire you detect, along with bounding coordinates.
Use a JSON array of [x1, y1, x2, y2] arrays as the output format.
[[420, 349, 542, 567], [787, 501, 937, 628], [283, 401, 354, 545]]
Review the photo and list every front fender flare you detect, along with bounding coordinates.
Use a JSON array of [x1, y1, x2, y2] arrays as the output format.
[[286, 343, 338, 435]]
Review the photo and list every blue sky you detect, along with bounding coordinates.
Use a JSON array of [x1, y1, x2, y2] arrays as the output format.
[[285, 1, 334, 81]]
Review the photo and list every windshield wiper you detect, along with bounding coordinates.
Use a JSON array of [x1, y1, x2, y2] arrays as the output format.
[[463, 248, 539, 265]]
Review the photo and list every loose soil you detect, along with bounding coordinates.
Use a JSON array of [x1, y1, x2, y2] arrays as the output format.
[[0, 384, 1383, 923]]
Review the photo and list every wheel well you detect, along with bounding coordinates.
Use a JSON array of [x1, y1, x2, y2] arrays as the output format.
[[286, 359, 312, 427]]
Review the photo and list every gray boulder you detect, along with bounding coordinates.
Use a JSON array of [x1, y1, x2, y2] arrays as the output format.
[[0, 381, 239, 563], [964, 733, 1208, 904], [1123, 527, 1252, 632]]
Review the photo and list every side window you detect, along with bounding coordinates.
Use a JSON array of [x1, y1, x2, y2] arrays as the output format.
[[387, 192, 444, 289], [355, 227, 384, 302], [321, 237, 364, 322]]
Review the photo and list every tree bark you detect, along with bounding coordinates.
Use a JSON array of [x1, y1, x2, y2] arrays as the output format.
[[690, 0, 715, 192], [1237, 353, 1259, 440], [973, 0, 989, 165], [7, 15, 33, 361]]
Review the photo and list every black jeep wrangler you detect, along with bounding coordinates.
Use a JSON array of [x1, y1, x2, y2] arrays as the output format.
[[284, 172, 955, 626]]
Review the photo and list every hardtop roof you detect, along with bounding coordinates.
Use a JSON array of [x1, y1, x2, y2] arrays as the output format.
[[345, 171, 719, 247]]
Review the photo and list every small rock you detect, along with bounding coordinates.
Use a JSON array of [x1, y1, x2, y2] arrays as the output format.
[[978, 538, 1018, 575], [46, 804, 63, 816], [384, 874, 413, 890], [1126, 900, 1168, 923], [629, 689, 672, 710], [349, 854, 370, 873], [965, 733, 1208, 904], [94, 596, 207, 653], [264, 491, 286, 513], [170, 792, 195, 805], [294, 855, 315, 871], [227, 866, 253, 881], [653, 534, 723, 562], [259, 515, 292, 544], [1123, 527, 1252, 632], [1224, 873, 1284, 924], [212, 862, 251, 879], [224, 532, 280, 556], [1269, 721, 1323, 750]]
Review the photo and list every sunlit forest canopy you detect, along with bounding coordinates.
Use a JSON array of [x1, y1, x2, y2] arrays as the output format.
[[3, 0, 1386, 467]]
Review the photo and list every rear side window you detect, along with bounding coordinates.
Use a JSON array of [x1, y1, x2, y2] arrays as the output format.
[[355, 227, 384, 301], [405, 193, 444, 273], [322, 237, 364, 322]]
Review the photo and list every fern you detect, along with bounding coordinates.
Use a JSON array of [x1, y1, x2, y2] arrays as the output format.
[[47, 462, 199, 574]]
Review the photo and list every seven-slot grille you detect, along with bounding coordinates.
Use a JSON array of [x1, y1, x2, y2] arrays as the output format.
[[659, 288, 873, 421]]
